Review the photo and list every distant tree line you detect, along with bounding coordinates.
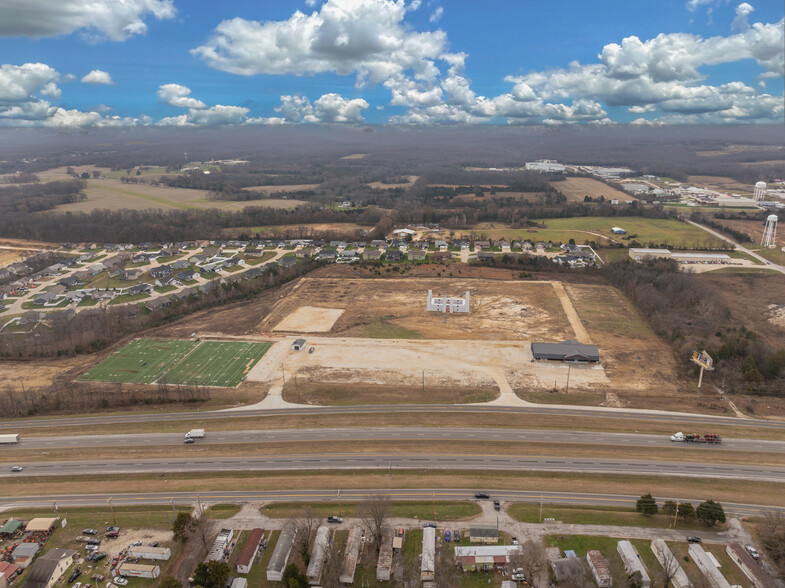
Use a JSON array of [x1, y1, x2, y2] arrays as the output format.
[[0, 179, 85, 213]]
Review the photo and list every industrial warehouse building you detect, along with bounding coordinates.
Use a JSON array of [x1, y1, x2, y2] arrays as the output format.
[[531, 340, 600, 363], [628, 248, 731, 264]]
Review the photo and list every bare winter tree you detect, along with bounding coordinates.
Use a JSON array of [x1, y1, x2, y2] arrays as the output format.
[[657, 545, 682, 587], [433, 544, 460, 588], [761, 511, 785, 578], [291, 507, 321, 567], [559, 557, 592, 588], [319, 533, 344, 588], [393, 551, 421, 588], [514, 539, 546, 585], [358, 494, 391, 551]]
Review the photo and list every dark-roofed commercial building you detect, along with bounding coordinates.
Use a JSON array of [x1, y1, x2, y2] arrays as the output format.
[[531, 340, 600, 363], [22, 548, 77, 588]]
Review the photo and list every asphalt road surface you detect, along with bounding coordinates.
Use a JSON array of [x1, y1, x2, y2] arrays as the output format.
[[4, 453, 784, 481], [1, 488, 782, 518], [2, 404, 785, 431], [7, 427, 785, 452]]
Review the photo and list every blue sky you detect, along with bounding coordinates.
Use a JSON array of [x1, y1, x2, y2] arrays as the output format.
[[0, 0, 782, 127]]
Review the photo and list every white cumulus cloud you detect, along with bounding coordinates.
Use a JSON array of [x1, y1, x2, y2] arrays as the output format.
[[275, 93, 369, 123], [157, 84, 208, 109], [0, 0, 176, 41], [191, 0, 459, 85], [81, 69, 113, 84]]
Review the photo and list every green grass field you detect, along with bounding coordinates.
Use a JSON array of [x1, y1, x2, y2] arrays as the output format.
[[473, 217, 724, 248], [80, 339, 271, 387], [161, 340, 272, 387]]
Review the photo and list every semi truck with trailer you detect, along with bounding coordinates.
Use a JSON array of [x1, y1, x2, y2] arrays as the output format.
[[670, 432, 721, 444]]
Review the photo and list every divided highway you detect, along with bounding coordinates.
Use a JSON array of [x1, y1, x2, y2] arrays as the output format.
[[2, 488, 783, 518], [7, 427, 785, 452], [4, 453, 785, 482], [2, 404, 785, 430]]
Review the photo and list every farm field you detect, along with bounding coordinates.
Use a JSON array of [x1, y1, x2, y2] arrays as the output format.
[[242, 183, 320, 193], [472, 216, 724, 248], [550, 177, 631, 202], [220, 222, 374, 237], [687, 175, 755, 195], [80, 338, 272, 387], [55, 178, 307, 213]]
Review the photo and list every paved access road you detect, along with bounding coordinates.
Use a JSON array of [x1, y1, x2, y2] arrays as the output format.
[[2, 404, 785, 431], [2, 488, 782, 518], [8, 427, 785, 452], [3, 453, 784, 481]]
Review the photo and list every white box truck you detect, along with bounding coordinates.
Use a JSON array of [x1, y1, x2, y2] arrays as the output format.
[[184, 429, 205, 442], [0, 434, 20, 445]]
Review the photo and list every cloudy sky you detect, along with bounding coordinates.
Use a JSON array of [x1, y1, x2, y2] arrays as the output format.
[[0, 0, 782, 127]]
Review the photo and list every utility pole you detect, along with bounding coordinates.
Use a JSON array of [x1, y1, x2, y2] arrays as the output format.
[[672, 499, 679, 528], [108, 497, 116, 525], [565, 364, 571, 394], [338, 490, 342, 517], [432, 491, 435, 520], [539, 495, 543, 523], [281, 364, 286, 390], [170, 497, 176, 523]]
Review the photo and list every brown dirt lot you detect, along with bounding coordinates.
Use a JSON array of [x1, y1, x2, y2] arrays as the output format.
[[550, 177, 631, 202], [260, 276, 575, 341], [688, 175, 754, 195]]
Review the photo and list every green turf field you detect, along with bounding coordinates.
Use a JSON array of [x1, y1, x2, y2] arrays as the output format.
[[80, 339, 272, 387], [160, 341, 272, 387]]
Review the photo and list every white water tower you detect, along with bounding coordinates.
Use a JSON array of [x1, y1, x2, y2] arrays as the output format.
[[761, 214, 778, 248], [754, 181, 767, 201]]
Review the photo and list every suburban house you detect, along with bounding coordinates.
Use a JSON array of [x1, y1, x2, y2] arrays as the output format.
[[363, 249, 382, 260], [432, 251, 452, 261], [410, 250, 427, 261], [476, 251, 496, 262], [146, 297, 172, 311], [317, 249, 337, 260], [177, 270, 197, 281], [278, 257, 297, 268], [126, 284, 153, 295], [171, 259, 191, 270], [434, 240, 448, 249], [244, 248, 263, 258], [474, 241, 490, 250], [149, 266, 172, 279], [154, 277, 178, 288], [122, 269, 144, 281], [384, 249, 403, 261]]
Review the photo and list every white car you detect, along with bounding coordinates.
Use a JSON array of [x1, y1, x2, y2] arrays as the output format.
[[114, 578, 128, 586], [73, 583, 82, 588]]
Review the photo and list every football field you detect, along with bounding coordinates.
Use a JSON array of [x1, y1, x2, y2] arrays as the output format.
[[80, 339, 272, 387]]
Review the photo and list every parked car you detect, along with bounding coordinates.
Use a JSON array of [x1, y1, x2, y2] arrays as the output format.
[[445, 530, 451, 542], [68, 569, 82, 583], [454, 530, 460, 543], [86, 545, 98, 552], [308, 347, 315, 353], [474, 492, 489, 499], [90, 552, 107, 562], [745, 545, 760, 560], [493, 500, 501, 511], [87, 539, 101, 546], [73, 583, 82, 588], [110, 556, 120, 568], [511, 537, 519, 545], [149, 541, 159, 547], [92, 574, 105, 582], [106, 526, 119, 532], [83, 529, 98, 535], [687, 536, 702, 544], [423, 522, 437, 528], [327, 516, 343, 523], [114, 578, 128, 586], [105, 531, 119, 538]]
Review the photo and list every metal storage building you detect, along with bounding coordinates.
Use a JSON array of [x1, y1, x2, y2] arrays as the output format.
[[531, 340, 600, 363], [617, 540, 651, 588], [586, 550, 612, 588], [689, 544, 731, 588], [306, 526, 330, 585], [291, 338, 306, 351], [340, 526, 363, 584], [725, 543, 774, 588], [236, 528, 264, 575], [421, 527, 435, 581], [376, 527, 394, 582], [266, 527, 296, 582]]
